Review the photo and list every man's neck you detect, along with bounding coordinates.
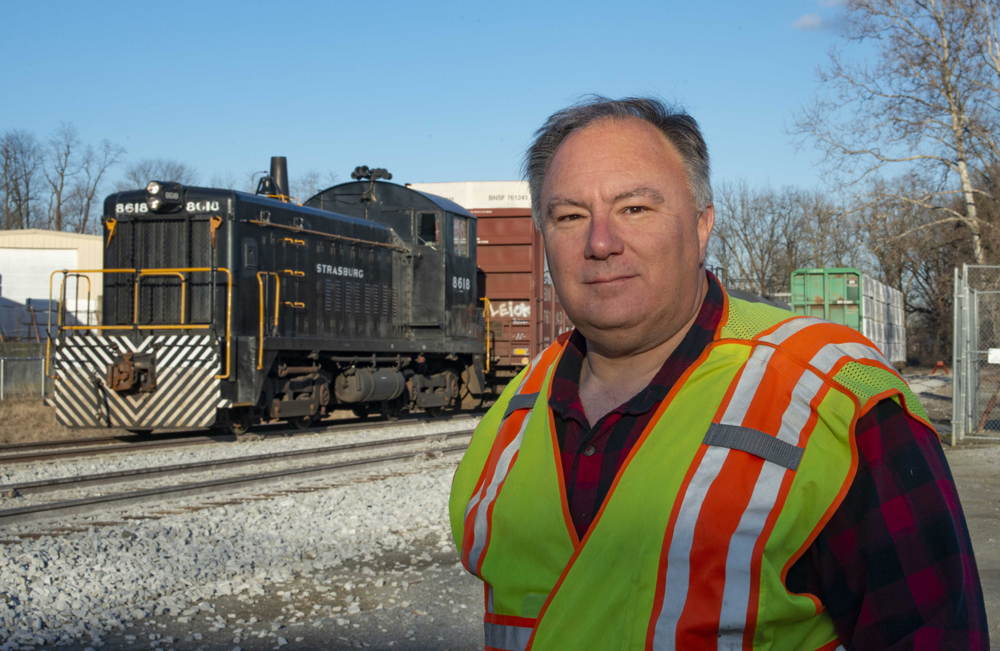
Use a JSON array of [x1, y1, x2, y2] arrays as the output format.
[[577, 275, 709, 425]]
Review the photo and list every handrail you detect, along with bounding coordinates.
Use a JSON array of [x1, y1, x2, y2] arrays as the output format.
[[245, 219, 409, 253], [46, 267, 233, 381], [481, 297, 491, 373], [265, 193, 302, 205], [256, 271, 279, 370]]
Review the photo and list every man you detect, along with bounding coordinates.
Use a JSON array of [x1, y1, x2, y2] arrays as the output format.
[[449, 97, 987, 650]]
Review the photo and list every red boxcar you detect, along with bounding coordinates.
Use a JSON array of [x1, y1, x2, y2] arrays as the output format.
[[473, 208, 572, 376]]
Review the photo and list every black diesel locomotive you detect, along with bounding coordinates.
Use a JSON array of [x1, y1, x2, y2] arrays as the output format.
[[49, 158, 487, 433]]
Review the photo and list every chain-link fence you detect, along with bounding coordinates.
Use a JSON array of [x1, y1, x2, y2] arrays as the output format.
[[952, 264, 1000, 442], [0, 357, 51, 400]]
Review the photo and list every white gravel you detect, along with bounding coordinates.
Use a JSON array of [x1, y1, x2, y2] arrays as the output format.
[[0, 456, 463, 649], [0, 419, 478, 486]]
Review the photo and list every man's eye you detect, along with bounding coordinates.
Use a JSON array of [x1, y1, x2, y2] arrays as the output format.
[[623, 205, 647, 214], [555, 213, 583, 222]]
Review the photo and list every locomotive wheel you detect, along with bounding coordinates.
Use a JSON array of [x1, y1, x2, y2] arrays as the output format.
[[228, 414, 252, 436], [352, 405, 370, 420], [292, 415, 316, 430], [213, 408, 253, 437]]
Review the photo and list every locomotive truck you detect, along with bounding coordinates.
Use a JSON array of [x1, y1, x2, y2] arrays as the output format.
[[47, 158, 487, 434]]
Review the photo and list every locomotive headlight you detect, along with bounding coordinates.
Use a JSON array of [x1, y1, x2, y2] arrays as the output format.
[[145, 180, 184, 213]]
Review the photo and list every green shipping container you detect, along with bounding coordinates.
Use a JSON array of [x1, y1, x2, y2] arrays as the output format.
[[790, 268, 862, 331]]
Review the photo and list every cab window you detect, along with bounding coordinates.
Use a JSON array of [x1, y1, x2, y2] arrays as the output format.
[[417, 212, 439, 248], [453, 216, 468, 257]]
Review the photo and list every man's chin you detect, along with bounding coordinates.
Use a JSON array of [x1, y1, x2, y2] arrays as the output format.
[[572, 316, 647, 348]]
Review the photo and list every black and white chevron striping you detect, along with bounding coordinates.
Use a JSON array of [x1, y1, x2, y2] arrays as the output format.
[[52, 335, 231, 429]]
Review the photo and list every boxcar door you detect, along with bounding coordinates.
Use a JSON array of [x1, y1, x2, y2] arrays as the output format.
[[410, 211, 445, 327]]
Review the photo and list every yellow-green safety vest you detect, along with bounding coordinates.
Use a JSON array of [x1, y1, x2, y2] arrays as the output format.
[[449, 291, 932, 651]]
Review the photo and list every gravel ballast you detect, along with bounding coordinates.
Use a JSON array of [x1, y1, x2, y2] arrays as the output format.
[[0, 455, 479, 650]]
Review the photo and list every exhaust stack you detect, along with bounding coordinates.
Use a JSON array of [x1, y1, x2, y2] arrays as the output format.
[[270, 156, 289, 198]]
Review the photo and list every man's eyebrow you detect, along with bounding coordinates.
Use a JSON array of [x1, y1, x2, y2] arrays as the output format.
[[612, 186, 666, 204], [545, 196, 588, 219]]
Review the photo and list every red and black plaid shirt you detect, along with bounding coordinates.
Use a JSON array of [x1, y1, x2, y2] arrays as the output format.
[[549, 275, 988, 649]]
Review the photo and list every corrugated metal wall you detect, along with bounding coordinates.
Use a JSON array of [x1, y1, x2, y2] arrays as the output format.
[[0, 229, 103, 291], [0, 230, 103, 339]]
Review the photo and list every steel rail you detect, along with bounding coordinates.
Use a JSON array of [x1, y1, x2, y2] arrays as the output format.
[[0, 443, 470, 526], [0, 412, 482, 463], [4, 428, 474, 496]]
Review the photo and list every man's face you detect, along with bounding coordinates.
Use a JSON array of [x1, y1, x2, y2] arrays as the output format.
[[539, 117, 714, 355]]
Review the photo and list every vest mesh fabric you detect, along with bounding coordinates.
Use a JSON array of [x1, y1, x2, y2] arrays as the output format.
[[833, 360, 929, 422], [719, 299, 794, 340]]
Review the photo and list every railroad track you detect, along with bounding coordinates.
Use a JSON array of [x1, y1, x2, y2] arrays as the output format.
[[0, 431, 473, 529], [3, 428, 474, 496], [0, 411, 483, 464]]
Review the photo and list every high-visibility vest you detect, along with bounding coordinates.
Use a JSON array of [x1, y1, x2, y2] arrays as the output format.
[[449, 291, 932, 651]]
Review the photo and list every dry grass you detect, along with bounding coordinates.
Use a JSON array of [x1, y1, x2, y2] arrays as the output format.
[[0, 398, 128, 444]]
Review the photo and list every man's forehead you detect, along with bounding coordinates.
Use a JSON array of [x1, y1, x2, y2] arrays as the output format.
[[544, 121, 685, 186]]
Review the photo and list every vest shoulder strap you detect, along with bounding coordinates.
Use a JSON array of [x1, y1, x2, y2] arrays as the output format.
[[725, 293, 931, 425]]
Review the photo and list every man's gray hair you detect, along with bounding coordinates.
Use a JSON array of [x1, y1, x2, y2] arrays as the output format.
[[523, 96, 712, 229]]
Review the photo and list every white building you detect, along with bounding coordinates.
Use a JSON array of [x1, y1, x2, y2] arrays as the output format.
[[405, 181, 531, 210], [0, 230, 103, 341]]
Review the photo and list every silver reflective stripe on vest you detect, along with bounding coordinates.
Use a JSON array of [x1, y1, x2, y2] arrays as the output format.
[[715, 368, 826, 649], [757, 316, 824, 345], [466, 409, 534, 575], [811, 341, 890, 375], [484, 621, 533, 651], [720, 346, 775, 426], [703, 423, 804, 471], [463, 372, 536, 523], [651, 445, 729, 651], [504, 392, 540, 420], [652, 346, 776, 649]]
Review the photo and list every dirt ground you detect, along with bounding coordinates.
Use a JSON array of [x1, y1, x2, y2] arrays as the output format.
[[0, 402, 365, 445], [0, 398, 131, 444]]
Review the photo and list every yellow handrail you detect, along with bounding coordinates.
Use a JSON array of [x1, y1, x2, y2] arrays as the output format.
[[481, 297, 491, 373], [47, 267, 233, 381], [256, 271, 279, 370]]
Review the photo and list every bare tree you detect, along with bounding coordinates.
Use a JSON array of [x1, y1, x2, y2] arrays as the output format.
[[116, 158, 198, 192], [1, 130, 44, 230], [793, 0, 995, 263], [792, 188, 858, 269], [43, 123, 84, 232], [712, 181, 793, 295], [291, 169, 338, 203], [65, 139, 126, 234], [208, 171, 242, 191]]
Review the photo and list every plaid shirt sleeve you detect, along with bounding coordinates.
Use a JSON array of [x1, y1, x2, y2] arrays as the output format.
[[786, 398, 989, 649]]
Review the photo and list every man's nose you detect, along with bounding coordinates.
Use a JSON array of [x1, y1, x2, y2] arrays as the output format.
[[584, 209, 625, 260]]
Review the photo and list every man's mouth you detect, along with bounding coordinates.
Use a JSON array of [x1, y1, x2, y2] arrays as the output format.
[[584, 274, 636, 285]]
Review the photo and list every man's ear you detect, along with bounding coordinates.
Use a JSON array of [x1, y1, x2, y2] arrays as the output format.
[[697, 204, 715, 264]]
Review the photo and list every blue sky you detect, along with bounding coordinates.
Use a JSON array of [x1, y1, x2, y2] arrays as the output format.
[[2, 0, 849, 193]]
